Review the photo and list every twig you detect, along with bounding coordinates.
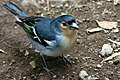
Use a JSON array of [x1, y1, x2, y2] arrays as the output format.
[[101, 52, 120, 63], [108, 39, 120, 45], [3, 41, 31, 49]]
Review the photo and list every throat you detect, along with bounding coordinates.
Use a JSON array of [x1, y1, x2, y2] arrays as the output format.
[[62, 30, 78, 49]]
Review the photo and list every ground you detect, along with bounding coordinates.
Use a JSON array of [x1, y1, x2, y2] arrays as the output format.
[[0, 0, 120, 80]]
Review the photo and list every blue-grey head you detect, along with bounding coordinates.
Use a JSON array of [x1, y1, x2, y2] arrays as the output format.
[[51, 15, 79, 37], [55, 15, 79, 37], [59, 15, 79, 30], [52, 15, 79, 31]]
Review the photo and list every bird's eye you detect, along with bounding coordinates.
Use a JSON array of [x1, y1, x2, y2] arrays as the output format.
[[67, 20, 76, 25], [61, 22, 68, 29], [62, 23, 67, 26]]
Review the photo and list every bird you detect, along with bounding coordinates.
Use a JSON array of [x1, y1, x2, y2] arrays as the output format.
[[4, 1, 79, 74]]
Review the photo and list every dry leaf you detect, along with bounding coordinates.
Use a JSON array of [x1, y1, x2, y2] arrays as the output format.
[[101, 52, 120, 63], [87, 27, 103, 33], [96, 20, 118, 29], [108, 39, 120, 45]]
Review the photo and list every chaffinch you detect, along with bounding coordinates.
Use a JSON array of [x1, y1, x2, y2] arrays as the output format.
[[4, 1, 79, 74]]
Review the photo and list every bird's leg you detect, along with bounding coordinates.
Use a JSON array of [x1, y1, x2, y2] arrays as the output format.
[[61, 55, 72, 67], [41, 54, 53, 75]]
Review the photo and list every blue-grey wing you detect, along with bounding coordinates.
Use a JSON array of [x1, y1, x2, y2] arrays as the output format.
[[35, 20, 57, 41], [34, 19, 59, 47], [18, 16, 57, 47], [18, 16, 52, 26]]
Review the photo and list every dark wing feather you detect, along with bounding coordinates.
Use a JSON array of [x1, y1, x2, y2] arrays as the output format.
[[18, 16, 50, 26], [16, 21, 35, 37], [17, 16, 56, 47], [34, 19, 57, 41]]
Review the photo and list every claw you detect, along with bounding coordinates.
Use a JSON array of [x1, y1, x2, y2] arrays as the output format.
[[42, 66, 54, 75], [61, 55, 72, 67]]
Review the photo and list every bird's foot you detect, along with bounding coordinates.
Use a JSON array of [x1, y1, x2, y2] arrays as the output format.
[[41, 55, 54, 76], [42, 65, 54, 75], [61, 55, 72, 67]]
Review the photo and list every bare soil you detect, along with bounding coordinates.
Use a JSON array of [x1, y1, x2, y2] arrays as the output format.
[[0, 0, 120, 80]]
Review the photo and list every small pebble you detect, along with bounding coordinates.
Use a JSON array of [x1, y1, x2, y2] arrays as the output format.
[[0, 12, 6, 17], [107, 0, 112, 2], [28, 44, 33, 49], [0, 49, 6, 54], [106, 71, 114, 76], [30, 61, 36, 69], [1, 70, 4, 73], [112, 28, 119, 33], [88, 76, 99, 80], [8, 67, 12, 70], [87, 34, 96, 41], [53, 75, 57, 78], [112, 43, 116, 49], [64, 3, 69, 7], [3, 61, 6, 64], [72, 71, 77, 74], [62, 76, 65, 79], [100, 44, 113, 57], [25, 50, 29, 56], [19, 49, 24, 53], [9, 59, 16, 66], [96, 2, 102, 5], [7, 74, 11, 78], [66, 54, 71, 57], [50, 4, 55, 8], [79, 70, 89, 79], [105, 77, 110, 80], [114, 0, 120, 5], [96, 64, 102, 68], [23, 76, 27, 79], [113, 60, 119, 65], [35, 49, 40, 53]]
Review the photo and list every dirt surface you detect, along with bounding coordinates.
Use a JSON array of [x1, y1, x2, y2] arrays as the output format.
[[0, 0, 120, 80]]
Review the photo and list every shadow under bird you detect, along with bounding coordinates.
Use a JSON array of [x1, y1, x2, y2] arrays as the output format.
[[3, 1, 79, 74]]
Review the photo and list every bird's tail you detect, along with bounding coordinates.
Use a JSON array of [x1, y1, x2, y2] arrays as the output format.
[[3, 1, 28, 17], [3, 1, 34, 37]]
